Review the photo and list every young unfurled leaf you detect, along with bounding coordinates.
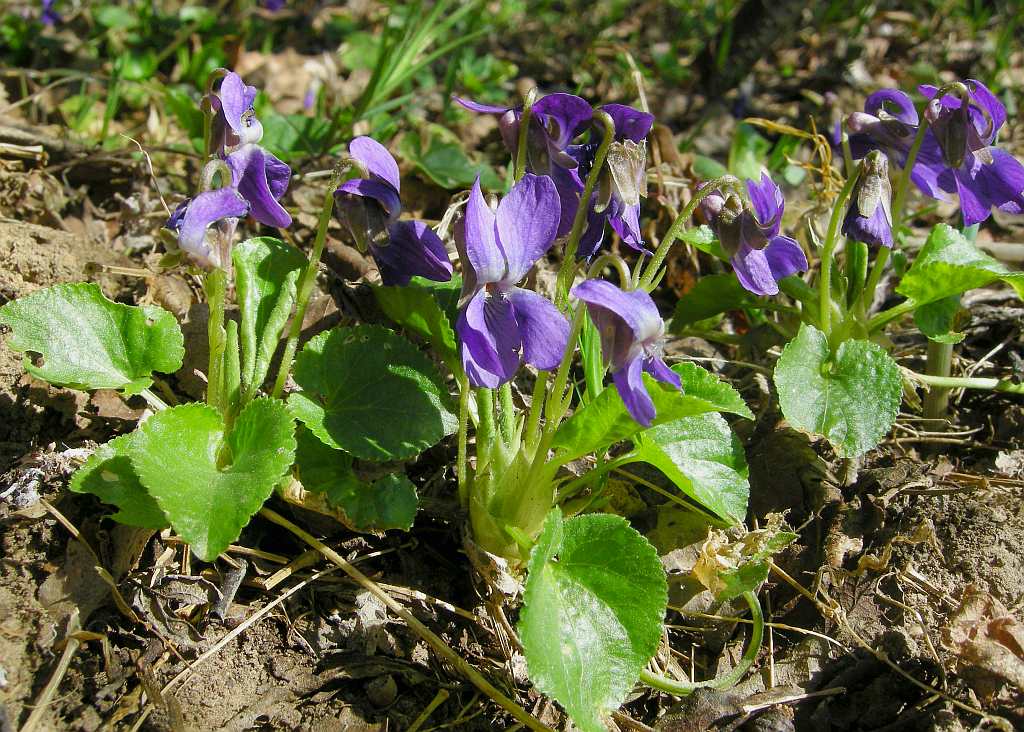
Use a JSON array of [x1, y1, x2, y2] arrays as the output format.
[[0, 283, 184, 395], [288, 325, 457, 461], [897, 224, 1024, 306], [774, 323, 901, 458], [294, 428, 418, 531], [520, 510, 667, 732], [630, 413, 749, 525], [552, 362, 752, 463], [69, 433, 168, 529], [130, 399, 296, 562], [671, 274, 762, 330], [373, 276, 462, 372], [232, 237, 308, 397]]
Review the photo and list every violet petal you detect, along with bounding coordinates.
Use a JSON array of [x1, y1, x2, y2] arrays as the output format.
[[507, 287, 570, 371], [496, 173, 560, 283]]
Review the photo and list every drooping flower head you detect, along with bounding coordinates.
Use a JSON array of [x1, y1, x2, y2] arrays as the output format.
[[700, 173, 808, 296], [456, 93, 593, 236], [847, 81, 1024, 227], [915, 80, 1024, 226], [165, 71, 292, 268], [842, 150, 893, 248], [333, 137, 452, 287], [574, 104, 655, 259], [456, 175, 570, 388], [572, 279, 680, 427]]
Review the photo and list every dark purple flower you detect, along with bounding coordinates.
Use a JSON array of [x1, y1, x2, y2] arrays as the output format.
[[914, 80, 1024, 226], [700, 173, 808, 296], [455, 175, 570, 388], [848, 81, 1024, 228], [571, 279, 680, 427], [456, 93, 593, 236], [334, 136, 452, 286], [574, 104, 655, 259], [225, 142, 292, 229], [40, 0, 61, 25], [263, 0, 285, 10], [842, 151, 893, 248]]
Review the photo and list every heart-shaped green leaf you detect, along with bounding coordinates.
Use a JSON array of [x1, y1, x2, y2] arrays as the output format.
[[288, 325, 457, 461], [774, 323, 901, 457], [373, 276, 462, 373], [294, 428, 418, 531], [232, 237, 308, 396], [129, 398, 296, 561], [519, 510, 667, 732], [69, 433, 168, 529], [897, 223, 1024, 305], [631, 413, 749, 525], [0, 283, 184, 395], [553, 362, 752, 463]]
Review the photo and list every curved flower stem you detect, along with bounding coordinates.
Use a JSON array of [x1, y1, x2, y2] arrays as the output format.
[[819, 167, 861, 337], [543, 305, 587, 430], [259, 507, 555, 732], [555, 112, 617, 308], [639, 590, 764, 696], [271, 163, 348, 399], [513, 88, 537, 182], [908, 370, 1024, 395], [638, 175, 740, 291], [860, 116, 930, 313], [586, 252, 632, 285]]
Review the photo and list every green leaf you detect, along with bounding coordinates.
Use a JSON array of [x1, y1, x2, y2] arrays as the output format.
[[294, 428, 418, 531], [678, 224, 727, 260], [553, 363, 753, 463], [0, 283, 184, 395], [288, 325, 457, 461], [774, 324, 901, 458], [399, 123, 503, 190], [896, 223, 1024, 305], [69, 433, 167, 529], [232, 237, 308, 395], [519, 510, 667, 732], [631, 413, 749, 524], [671, 274, 761, 330], [372, 276, 462, 371], [728, 123, 771, 181], [129, 399, 296, 562], [259, 112, 334, 160], [914, 295, 967, 344]]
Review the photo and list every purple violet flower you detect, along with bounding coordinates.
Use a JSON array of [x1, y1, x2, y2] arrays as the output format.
[[263, 0, 285, 10], [700, 173, 808, 296], [574, 104, 655, 259], [456, 93, 593, 236], [455, 175, 570, 388], [571, 279, 680, 427], [842, 150, 893, 248], [334, 137, 452, 287], [165, 70, 292, 267], [847, 81, 1024, 227], [40, 0, 61, 25], [914, 80, 1024, 226]]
